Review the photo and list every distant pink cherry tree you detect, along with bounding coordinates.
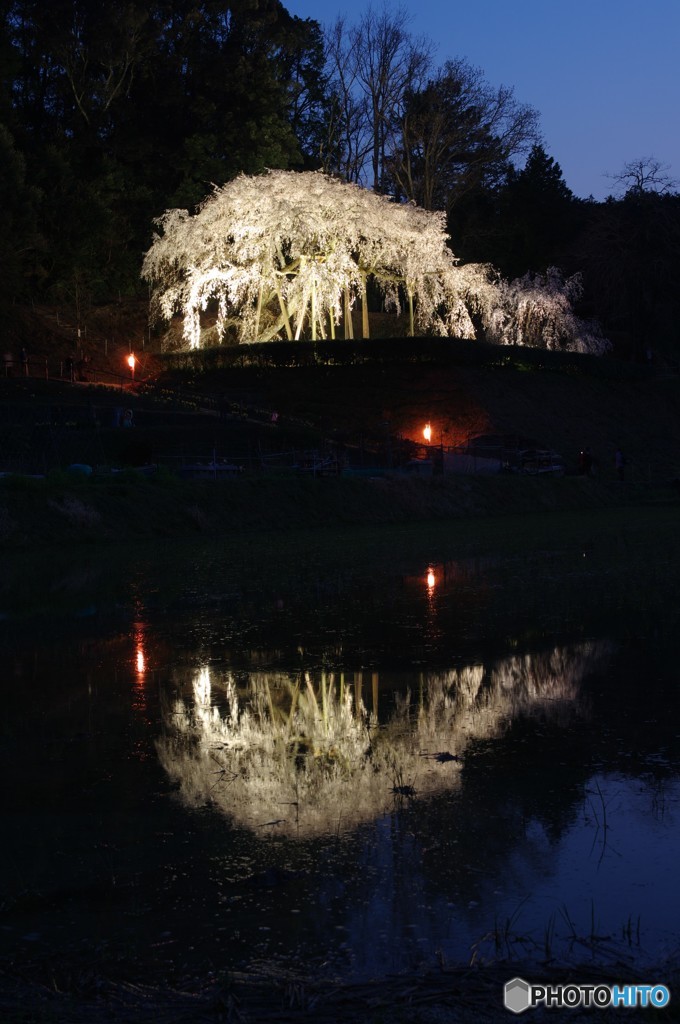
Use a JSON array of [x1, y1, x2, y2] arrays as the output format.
[[487, 268, 610, 355]]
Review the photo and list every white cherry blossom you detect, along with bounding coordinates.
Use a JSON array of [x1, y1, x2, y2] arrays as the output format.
[[142, 169, 608, 355]]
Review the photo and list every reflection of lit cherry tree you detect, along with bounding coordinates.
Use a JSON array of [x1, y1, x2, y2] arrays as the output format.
[[157, 643, 610, 836], [142, 170, 608, 353]]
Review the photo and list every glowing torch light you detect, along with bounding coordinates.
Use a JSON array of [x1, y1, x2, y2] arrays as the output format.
[[127, 353, 136, 379], [423, 422, 432, 443]]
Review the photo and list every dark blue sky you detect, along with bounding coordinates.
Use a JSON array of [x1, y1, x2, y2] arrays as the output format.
[[285, 0, 680, 200]]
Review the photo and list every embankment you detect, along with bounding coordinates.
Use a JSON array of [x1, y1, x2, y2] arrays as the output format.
[[0, 470, 675, 549]]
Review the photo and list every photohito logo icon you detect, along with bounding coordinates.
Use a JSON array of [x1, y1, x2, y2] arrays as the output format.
[[504, 978, 532, 1014]]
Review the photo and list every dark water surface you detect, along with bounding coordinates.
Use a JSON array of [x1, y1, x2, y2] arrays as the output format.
[[2, 519, 679, 982]]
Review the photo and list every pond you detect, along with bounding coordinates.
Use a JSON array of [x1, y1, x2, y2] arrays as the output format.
[[1, 516, 679, 987]]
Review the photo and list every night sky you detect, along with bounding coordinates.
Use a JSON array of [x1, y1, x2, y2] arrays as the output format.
[[285, 0, 680, 201]]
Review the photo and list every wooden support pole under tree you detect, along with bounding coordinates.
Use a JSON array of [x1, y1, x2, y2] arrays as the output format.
[[295, 258, 309, 340], [275, 282, 293, 340], [258, 309, 293, 343], [343, 288, 353, 340], [360, 275, 370, 339], [253, 281, 264, 341], [408, 288, 414, 338], [295, 288, 309, 341]]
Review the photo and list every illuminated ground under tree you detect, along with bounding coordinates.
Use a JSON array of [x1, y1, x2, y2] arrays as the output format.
[[142, 169, 609, 354]]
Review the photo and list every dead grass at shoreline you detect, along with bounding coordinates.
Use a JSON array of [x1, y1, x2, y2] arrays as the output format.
[[2, 956, 678, 1023]]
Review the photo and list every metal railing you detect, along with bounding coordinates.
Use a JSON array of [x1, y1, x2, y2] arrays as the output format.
[[3, 356, 137, 390]]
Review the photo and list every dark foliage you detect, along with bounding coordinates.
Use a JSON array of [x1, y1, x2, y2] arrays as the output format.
[[449, 145, 586, 279], [572, 191, 680, 362], [0, 0, 325, 312]]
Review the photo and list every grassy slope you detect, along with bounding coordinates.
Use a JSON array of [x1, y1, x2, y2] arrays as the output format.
[[155, 354, 680, 481]]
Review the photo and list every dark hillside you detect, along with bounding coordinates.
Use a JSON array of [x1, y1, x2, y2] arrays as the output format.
[[152, 343, 680, 483], [3, 330, 679, 484]]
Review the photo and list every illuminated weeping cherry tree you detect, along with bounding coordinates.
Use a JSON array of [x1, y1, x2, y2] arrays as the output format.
[[142, 169, 495, 347], [142, 169, 610, 353]]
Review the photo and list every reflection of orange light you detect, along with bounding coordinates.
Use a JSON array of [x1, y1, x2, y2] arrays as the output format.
[[423, 422, 432, 443], [134, 621, 147, 676], [427, 568, 436, 590], [131, 621, 149, 720]]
